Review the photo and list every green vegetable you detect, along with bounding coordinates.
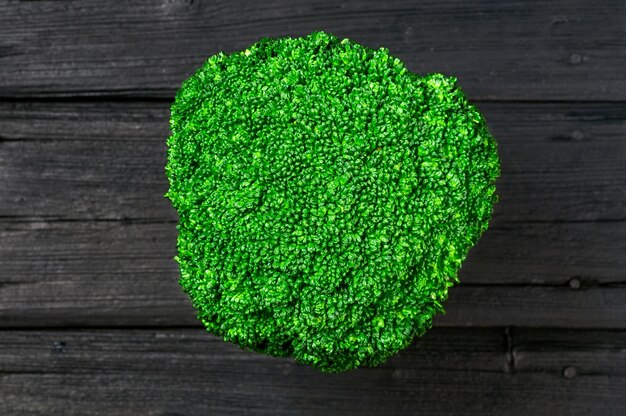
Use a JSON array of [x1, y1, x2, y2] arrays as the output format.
[[166, 31, 500, 372]]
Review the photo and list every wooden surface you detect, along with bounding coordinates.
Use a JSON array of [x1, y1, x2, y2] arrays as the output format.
[[0, 0, 624, 415]]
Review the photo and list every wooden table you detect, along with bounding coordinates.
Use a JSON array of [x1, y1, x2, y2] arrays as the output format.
[[1, 1, 624, 414]]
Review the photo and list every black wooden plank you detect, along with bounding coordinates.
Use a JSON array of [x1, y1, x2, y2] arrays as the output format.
[[0, 139, 176, 221], [0, 220, 624, 328], [0, 99, 624, 328], [0, 101, 624, 222], [440, 285, 626, 329], [0, 101, 169, 142], [513, 328, 626, 377], [1, 218, 624, 286], [1, 0, 624, 100], [0, 328, 623, 415]]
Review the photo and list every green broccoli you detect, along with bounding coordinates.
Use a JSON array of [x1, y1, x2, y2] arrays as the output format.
[[166, 31, 500, 372]]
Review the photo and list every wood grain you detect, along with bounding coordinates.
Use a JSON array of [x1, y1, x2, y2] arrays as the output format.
[[0, 219, 624, 328], [1, 0, 624, 100], [1, 1, 624, 412], [0, 327, 623, 415], [1, 101, 624, 222], [0, 98, 624, 327], [1, 216, 625, 286]]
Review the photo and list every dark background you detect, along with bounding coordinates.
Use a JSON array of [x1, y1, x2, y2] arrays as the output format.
[[0, 0, 624, 414]]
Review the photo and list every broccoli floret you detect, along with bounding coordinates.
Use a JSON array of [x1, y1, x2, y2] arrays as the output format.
[[166, 31, 500, 372]]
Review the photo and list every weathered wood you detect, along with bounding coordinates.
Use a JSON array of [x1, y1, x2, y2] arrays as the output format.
[[2, 277, 622, 328], [512, 328, 626, 376], [0, 98, 624, 328], [0, 100, 170, 142], [0, 0, 622, 413], [0, 139, 176, 221], [0, 327, 506, 374], [1, 101, 624, 222], [1, 0, 624, 100], [0, 220, 624, 328], [0, 328, 623, 415], [440, 285, 626, 329], [1, 219, 625, 286]]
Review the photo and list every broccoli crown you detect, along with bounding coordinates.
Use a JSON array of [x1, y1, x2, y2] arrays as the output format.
[[166, 31, 500, 372]]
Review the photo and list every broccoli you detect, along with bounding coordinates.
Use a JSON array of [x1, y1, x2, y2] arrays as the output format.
[[165, 31, 500, 372]]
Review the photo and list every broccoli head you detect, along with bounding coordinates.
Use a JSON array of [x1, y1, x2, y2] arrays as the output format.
[[165, 31, 500, 372]]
